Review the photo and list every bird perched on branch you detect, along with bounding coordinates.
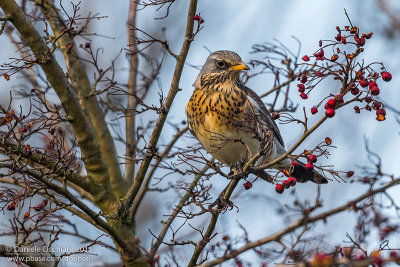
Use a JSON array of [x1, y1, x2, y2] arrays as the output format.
[[186, 50, 327, 184]]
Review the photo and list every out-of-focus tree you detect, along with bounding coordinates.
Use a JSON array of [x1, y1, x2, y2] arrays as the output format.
[[0, 1, 398, 266]]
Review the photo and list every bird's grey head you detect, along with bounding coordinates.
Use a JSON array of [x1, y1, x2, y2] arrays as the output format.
[[193, 50, 250, 88]]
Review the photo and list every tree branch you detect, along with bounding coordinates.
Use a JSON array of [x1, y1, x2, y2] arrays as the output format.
[[199, 177, 400, 267], [0, 0, 118, 207], [149, 160, 210, 260], [125, 0, 139, 184], [0, 244, 50, 267], [37, 0, 127, 197], [119, 0, 198, 218], [130, 126, 188, 219]]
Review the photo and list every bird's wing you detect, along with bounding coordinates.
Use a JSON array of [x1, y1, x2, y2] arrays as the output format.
[[244, 86, 285, 146]]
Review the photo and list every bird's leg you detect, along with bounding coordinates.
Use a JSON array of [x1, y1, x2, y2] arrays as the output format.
[[210, 162, 246, 209], [228, 162, 246, 179], [210, 163, 245, 210]]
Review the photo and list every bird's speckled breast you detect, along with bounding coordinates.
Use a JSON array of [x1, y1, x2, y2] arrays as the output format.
[[186, 85, 260, 165]]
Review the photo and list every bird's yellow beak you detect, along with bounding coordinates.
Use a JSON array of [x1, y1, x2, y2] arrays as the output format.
[[230, 62, 250, 71]]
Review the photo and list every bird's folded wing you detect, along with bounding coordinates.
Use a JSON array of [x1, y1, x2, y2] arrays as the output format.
[[244, 86, 285, 146]]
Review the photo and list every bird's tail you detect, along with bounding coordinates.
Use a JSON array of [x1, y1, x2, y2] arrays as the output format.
[[291, 160, 328, 184]]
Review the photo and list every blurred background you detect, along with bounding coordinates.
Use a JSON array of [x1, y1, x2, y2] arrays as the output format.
[[0, 0, 399, 266]]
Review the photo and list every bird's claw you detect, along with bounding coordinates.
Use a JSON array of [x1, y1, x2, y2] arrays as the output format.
[[208, 188, 234, 210], [229, 162, 246, 179]]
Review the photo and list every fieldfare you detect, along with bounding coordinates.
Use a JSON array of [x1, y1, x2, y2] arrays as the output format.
[[186, 50, 327, 184]]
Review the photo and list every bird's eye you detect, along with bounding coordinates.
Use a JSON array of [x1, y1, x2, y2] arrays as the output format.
[[216, 60, 226, 68]]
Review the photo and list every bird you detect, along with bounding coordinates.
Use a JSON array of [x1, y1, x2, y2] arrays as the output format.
[[185, 50, 327, 184]]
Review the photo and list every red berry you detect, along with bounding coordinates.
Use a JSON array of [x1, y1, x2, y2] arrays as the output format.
[[390, 251, 398, 258], [193, 14, 204, 24], [370, 86, 380, 96], [369, 80, 377, 89], [300, 74, 307, 83], [334, 95, 344, 104], [291, 161, 299, 167], [305, 163, 314, 171], [282, 169, 290, 177], [346, 171, 354, 178], [314, 49, 324, 57], [308, 154, 317, 163], [311, 106, 318, 115], [275, 184, 284, 194], [271, 112, 280, 120], [324, 103, 329, 109], [325, 108, 335, 118], [297, 84, 305, 92], [376, 114, 386, 121], [33, 204, 43, 211], [288, 177, 297, 186], [282, 180, 290, 189], [376, 108, 386, 116], [302, 55, 310, 61], [7, 202, 16, 211], [351, 87, 360, 95], [243, 181, 252, 190], [327, 99, 336, 108], [358, 36, 366, 46], [316, 71, 323, 77], [300, 93, 308, 99], [335, 33, 341, 41], [359, 79, 369, 87], [355, 254, 366, 261], [381, 71, 392, 82], [373, 101, 382, 108], [373, 255, 382, 265], [364, 96, 372, 103]]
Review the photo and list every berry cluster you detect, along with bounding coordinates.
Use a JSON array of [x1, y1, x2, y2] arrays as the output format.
[[275, 153, 319, 194], [308, 249, 400, 267], [275, 176, 296, 194], [275, 167, 298, 194], [298, 23, 392, 122]]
